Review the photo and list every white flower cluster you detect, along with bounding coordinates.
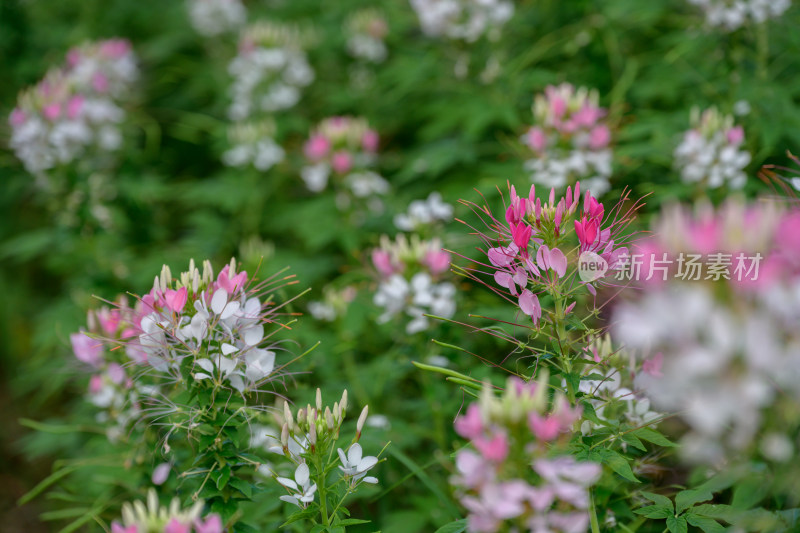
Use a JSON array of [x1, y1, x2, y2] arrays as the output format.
[[136, 261, 280, 394], [393, 192, 454, 231], [374, 273, 456, 334], [524, 151, 612, 198], [346, 9, 389, 63], [228, 23, 314, 120], [674, 108, 751, 189], [187, 0, 246, 37], [409, 0, 514, 42], [222, 120, 285, 171], [687, 0, 791, 31], [9, 40, 138, 175], [614, 284, 800, 464]]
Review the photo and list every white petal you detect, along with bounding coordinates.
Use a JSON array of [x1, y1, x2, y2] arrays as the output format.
[[243, 324, 264, 346], [222, 343, 238, 355], [347, 444, 363, 466], [279, 495, 300, 507], [362, 476, 378, 484], [295, 463, 310, 485], [196, 358, 214, 373], [276, 477, 298, 491], [211, 289, 229, 315], [220, 300, 241, 320], [357, 456, 378, 472]]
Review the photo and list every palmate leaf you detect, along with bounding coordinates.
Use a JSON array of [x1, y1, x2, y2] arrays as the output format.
[[685, 514, 726, 533], [598, 448, 639, 483], [675, 488, 713, 513], [639, 491, 673, 510], [633, 505, 672, 519]]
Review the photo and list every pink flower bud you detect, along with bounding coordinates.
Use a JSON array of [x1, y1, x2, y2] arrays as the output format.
[[92, 72, 110, 93], [588, 125, 610, 150], [9, 108, 26, 127], [304, 134, 330, 160], [89, 374, 104, 394], [372, 249, 396, 276], [107, 363, 126, 384], [66, 95, 84, 119], [151, 462, 171, 485], [164, 518, 191, 533], [642, 352, 664, 378], [424, 249, 451, 275], [71, 331, 103, 367], [164, 287, 188, 313], [727, 126, 744, 145], [454, 404, 483, 439], [362, 129, 379, 152], [473, 433, 509, 462], [43, 103, 62, 121], [527, 127, 547, 152], [332, 151, 353, 174], [528, 413, 561, 441]]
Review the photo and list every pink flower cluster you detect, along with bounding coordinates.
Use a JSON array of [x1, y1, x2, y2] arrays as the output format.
[[674, 107, 751, 189], [9, 39, 137, 175], [370, 235, 455, 333], [301, 117, 388, 208], [451, 375, 600, 532], [72, 259, 293, 401], [635, 198, 800, 289], [523, 84, 613, 195], [613, 199, 800, 464], [470, 182, 632, 325]]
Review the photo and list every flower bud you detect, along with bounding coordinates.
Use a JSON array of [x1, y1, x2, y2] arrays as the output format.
[[297, 408, 305, 428], [281, 423, 289, 450], [202, 260, 214, 285], [284, 401, 294, 432], [325, 407, 334, 430], [340, 389, 348, 413], [316, 388, 322, 412], [356, 405, 369, 440], [309, 421, 317, 447]]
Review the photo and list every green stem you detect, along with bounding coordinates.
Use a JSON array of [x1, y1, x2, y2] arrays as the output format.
[[756, 22, 769, 81], [589, 489, 602, 533], [551, 290, 576, 403], [316, 455, 330, 526]]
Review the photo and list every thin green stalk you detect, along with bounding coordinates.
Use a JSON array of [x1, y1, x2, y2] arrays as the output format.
[[589, 489, 602, 533], [316, 455, 330, 526]]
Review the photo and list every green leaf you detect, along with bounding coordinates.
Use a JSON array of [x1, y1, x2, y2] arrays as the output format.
[[228, 477, 253, 499], [335, 519, 370, 526], [434, 519, 467, 533], [633, 505, 672, 519], [633, 427, 677, 447], [731, 478, 768, 509], [675, 489, 713, 514], [280, 507, 320, 528], [599, 448, 639, 483], [640, 491, 673, 511], [620, 432, 647, 452], [685, 514, 726, 533], [215, 464, 231, 491], [563, 372, 581, 394], [666, 515, 688, 533], [691, 504, 738, 520]]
